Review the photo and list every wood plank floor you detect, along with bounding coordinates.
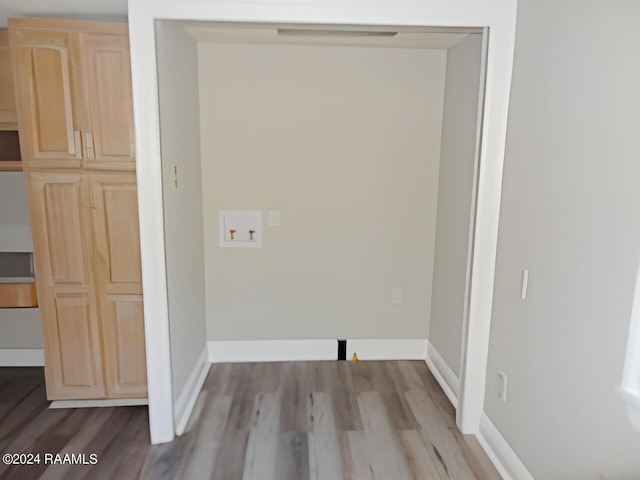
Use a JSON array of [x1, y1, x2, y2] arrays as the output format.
[[0, 362, 501, 480]]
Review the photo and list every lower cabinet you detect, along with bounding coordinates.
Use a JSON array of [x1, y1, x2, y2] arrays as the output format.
[[90, 174, 147, 398], [26, 170, 146, 400]]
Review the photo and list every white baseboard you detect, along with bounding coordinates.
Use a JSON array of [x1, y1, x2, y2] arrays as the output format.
[[208, 339, 336, 362], [346, 339, 427, 360], [174, 344, 211, 436], [208, 339, 429, 363], [0, 349, 45, 366], [425, 341, 460, 408], [50, 398, 148, 409], [424, 343, 533, 479], [477, 413, 535, 480]]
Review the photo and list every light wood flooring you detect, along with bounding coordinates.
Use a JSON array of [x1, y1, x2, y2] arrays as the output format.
[[0, 361, 501, 480]]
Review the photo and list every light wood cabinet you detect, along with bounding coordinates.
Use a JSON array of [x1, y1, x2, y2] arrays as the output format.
[[83, 34, 136, 170], [10, 28, 80, 167], [90, 173, 147, 398], [9, 19, 135, 171], [10, 18, 146, 401], [1, 30, 22, 171], [26, 171, 106, 399], [0, 30, 17, 129]]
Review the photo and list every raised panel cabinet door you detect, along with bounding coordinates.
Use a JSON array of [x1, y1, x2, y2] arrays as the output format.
[[90, 173, 146, 398], [82, 32, 136, 171], [9, 26, 84, 169], [26, 172, 105, 399], [102, 294, 147, 398], [0, 30, 18, 127]]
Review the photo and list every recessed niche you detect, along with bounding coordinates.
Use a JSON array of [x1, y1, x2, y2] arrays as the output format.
[[0, 130, 22, 170]]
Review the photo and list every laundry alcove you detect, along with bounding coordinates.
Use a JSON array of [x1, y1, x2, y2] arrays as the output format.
[[129, 0, 516, 445], [155, 19, 484, 435]]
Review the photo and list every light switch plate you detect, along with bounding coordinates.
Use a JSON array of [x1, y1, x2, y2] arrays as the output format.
[[218, 210, 263, 248], [521, 269, 529, 299], [267, 209, 281, 227]]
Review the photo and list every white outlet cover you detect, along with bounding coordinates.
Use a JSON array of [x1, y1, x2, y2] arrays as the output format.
[[219, 210, 263, 248], [391, 287, 403, 304]]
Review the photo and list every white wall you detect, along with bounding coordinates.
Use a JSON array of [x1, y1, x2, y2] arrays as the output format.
[[156, 22, 207, 401], [198, 43, 446, 341], [0, 171, 42, 350], [429, 34, 482, 376], [485, 0, 640, 478]]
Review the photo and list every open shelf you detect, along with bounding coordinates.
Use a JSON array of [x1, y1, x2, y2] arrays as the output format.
[[0, 130, 22, 171], [0, 253, 37, 308], [0, 283, 38, 308]]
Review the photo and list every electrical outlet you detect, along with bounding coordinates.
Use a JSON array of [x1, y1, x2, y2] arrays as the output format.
[[391, 287, 403, 304]]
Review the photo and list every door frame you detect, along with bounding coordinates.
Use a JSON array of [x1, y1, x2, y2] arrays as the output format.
[[128, 0, 517, 444]]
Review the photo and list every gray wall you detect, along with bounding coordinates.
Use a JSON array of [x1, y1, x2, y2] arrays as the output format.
[[485, 0, 640, 478], [198, 43, 446, 340], [156, 22, 208, 402], [0, 172, 33, 252], [429, 34, 482, 377], [0, 171, 42, 349]]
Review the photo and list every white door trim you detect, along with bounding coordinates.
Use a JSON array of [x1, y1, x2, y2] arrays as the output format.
[[128, 0, 517, 444]]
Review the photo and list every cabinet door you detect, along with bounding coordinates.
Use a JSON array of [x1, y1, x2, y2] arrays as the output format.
[[10, 28, 84, 169], [90, 173, 147, 398], [0, 30, 17, 128], [82, 33, 136, 171], [27, 172, 105, 399]]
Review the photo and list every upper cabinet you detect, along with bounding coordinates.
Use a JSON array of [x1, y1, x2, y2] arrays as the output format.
[[0, 30, 18, 130], [9, 28, 81, 168], [8, 19, 135, 171], [0, 30, 22, 172], [83, 33, 136, 170]]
